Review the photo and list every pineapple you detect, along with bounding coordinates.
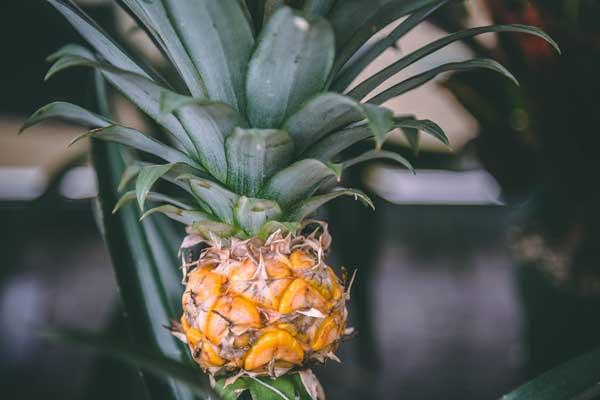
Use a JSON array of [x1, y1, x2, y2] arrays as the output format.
[[23, 0, 558, 396]]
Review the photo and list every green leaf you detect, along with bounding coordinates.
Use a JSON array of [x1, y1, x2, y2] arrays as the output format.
[[288, 188, 374, 221], [44, 329, 216, 399], [234, 197, 283, 235], [303, 0, 336, 16], [175, 102, 247, 183], [260, 159, 339, 208], [113, 191, 193, 214], [401, 127, 421, 155], [92, 71, 196, 400], [19, 101, 111, 133], [246, 7, 335, 128], [329, 0, 439, 73], [395, 117, 449, 146], [141, 205, 212, 226], [136, 163, 179, 210], [332, 1, 449, 92], [303, 125, 372, 161], [47, 0, 157, 79], [179, 176, 240, 225], [367, 58, 518, 105], [165, 0, 254, 112], [214, 377, 250, 400], [284, 93, 365, 154], [187, 220, 238, 238], [501, 348, 600, 400], [248, 376, 296, 400], [226, 128, 294, 196], [342, 149, 414, 172], [349, 24, 558, 101], [46, 48, 196, 154], [117, 0, 207, 97], [118, 161, 206, 197], [73, 125, 199, 167], [361, 104, 394, 149]]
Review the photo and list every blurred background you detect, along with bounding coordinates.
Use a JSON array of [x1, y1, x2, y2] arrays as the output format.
[[2, 1, 600, 399]]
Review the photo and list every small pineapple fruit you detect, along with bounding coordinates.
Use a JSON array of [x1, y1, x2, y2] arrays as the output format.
[[26, 0, 557, 396]]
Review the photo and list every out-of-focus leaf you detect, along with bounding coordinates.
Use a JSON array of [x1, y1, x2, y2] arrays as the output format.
[[332, 0, 449, 92], [44, 329, 216, 399], [367, 58, 518, 105], [19, 101, 111, 133], [501, 348, 600, 400], [349, 24, 557, 101]]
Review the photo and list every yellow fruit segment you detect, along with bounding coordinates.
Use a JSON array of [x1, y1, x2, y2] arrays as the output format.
[[206, 295, 261, 343], [311, 317, 339, 351], [228, 259, 292, 309], [243, 330, 304, 371], [278, 278, 329, 314], [289, 250, 314, 270], [201, 341, 225, 367]]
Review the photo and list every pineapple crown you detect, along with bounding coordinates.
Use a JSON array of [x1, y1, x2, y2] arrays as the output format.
[[21, 0, 559, 239]]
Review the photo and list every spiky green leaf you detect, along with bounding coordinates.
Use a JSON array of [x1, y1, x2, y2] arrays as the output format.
[[136, 164, 180, 211], [303, 126, 372, 161], [113, 191, 193, 214], [140, 205, 212, 225], [246, 7, 335, 128], [226, 128, 294, 196], [20, 102, 111, 133], [367, 58, 518, 105], [349, 24, 557, 101], [342, 149, 414, 172], [235, 197, 283, 235], [118, 0, 207, 97], [73, 125, 198, 167], [332, 1, 449, 92], [180, 176, 239, 225], [288, 189, 374, 221], [260, 159, 339, 208], [395, 117, 449, 146], [165, 0, 254, 112]]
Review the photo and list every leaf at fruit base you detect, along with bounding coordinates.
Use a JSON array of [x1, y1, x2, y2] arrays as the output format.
[[295, 370, 325, 400], [260, 159, 340, 209], [303, 125, 372, 162], [394, 117, 449, 146], [214, 377, 251, 400], [501, 347, 600, 400], [246, 7, 335, 128], [165, 0, 254, 112], [342, 149, 414, 173], [19, 101, 111, 133], [45, 48, 196, 155], [248, 376, 296, 400], [226, 128, 294, 196], [135, 164, 181, 211], [329, 0, 439, 73], [43, 329, 216, 399], [72, 125, 199, 167], [332, 0, 450, 92], [367, 58, 518, 106], [113, 191, 193, 214], [179, 176, 240, 225], [288, 188, 374, 222], [117, 0, 207, 98], [349, 24, 558, 101]]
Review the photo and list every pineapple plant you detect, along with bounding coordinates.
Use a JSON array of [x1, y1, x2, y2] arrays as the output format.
[[23, 0, 558, 398]]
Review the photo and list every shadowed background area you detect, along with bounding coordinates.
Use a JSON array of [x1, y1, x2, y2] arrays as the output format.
[[2, 1, 600, 399]]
